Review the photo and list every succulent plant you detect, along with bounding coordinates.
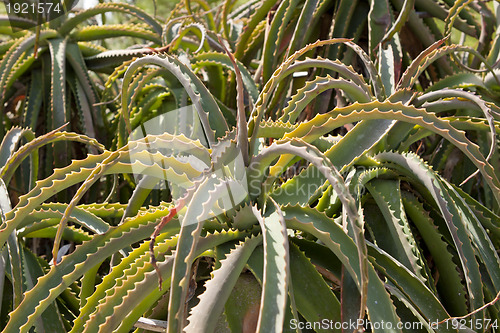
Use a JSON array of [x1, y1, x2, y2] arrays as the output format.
[[0, 0, 499, 332]]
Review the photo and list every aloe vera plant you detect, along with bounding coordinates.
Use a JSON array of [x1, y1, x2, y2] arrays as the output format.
[[0, 0, 499, 332]]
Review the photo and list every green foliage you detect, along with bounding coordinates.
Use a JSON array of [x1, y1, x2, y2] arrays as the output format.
[[0, 2, 162, 197], [0, 0, 499, 332]]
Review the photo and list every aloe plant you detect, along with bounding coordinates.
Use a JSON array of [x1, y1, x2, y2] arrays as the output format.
[[0, 2, 163, 197], [0, 0, 499, 332]]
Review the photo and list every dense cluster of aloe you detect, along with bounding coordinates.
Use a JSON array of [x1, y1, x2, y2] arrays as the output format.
[[0, 0, 499, 332]]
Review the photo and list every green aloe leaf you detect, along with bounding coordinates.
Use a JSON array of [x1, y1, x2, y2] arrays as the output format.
[[22, 246, 66, 332], [3, 204, 180, 332], [72, 24, 161, 44], [253, 204, 289, 333], [0, 136, 202, 248], [192, 51, 259, 104], [288, 242, 341, 331], [366, 179, 427, 281], [17, 203, 109, 233], [261, 0, 300, 83], [283, 205, 402, 333], [58, 3, 162, 36], [367, 244, 456, 333], [185, 235, 262, 332], [402, 191, 468, 316], [234, 0, 279, 60], [0, 127, 35, 169], [375, 152, 484, 313], [121, 55, 228, 147], [1, 129, 103, 185], [168, 176, 248, 332]]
